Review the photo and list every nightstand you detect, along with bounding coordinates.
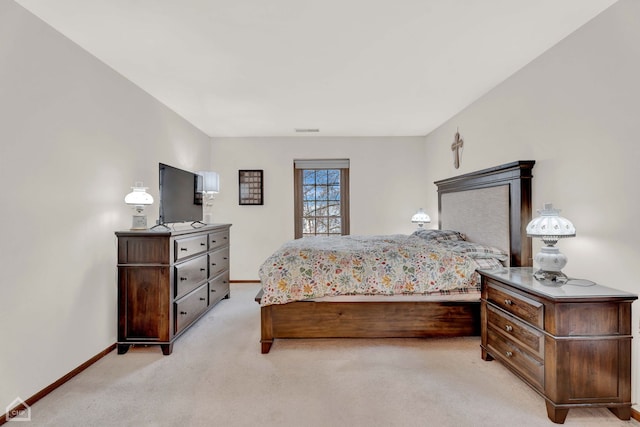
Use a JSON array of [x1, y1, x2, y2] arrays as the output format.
[[479, 267, 637, 424]]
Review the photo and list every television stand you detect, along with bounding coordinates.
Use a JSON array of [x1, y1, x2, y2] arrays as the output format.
[[116, 224, 232, 354], [150, 223, 172, 231]]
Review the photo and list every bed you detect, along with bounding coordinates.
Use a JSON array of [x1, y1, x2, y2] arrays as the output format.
[[256, 160, 535, 353]]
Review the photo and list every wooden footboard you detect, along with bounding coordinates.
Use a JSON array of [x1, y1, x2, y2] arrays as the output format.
[[257, 291, 480, 353]]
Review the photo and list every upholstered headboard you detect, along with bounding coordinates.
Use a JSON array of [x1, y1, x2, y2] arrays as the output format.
[[434, 161, 535, 267]]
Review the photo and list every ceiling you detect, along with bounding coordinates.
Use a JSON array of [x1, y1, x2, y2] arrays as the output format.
[[16, 0, 617, 138]]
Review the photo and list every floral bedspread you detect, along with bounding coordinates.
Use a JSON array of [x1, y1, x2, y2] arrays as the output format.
[[258, 234, 480, 306]]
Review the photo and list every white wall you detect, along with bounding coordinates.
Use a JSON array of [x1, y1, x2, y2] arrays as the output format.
[[211, 137, 427, 280], [0, 2, 211, 409], [423, 0, 640, 407]]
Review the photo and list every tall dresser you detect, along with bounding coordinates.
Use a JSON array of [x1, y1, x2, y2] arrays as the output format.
[[116, 224, 231, 355], [479, 267, 636, 424]]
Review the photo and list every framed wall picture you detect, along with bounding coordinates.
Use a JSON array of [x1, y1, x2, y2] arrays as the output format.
[[239, 169, 264, 205]]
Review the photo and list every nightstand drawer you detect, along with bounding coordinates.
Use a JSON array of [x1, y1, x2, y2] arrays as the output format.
[[209, 247, 229, 278], [175, 255, 208, 298], [175, 284, 209, 333], [486, 280, 543, 328], [487, 328, 544, 391], [209, 230, 230, 251], [175, 235, 208, 261], [487, 304, 543, 358]]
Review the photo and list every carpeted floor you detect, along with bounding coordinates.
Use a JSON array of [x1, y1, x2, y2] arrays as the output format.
[[25, 283, 639, 426]]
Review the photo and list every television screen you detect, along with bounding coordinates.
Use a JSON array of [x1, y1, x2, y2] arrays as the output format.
[[159, 163, 203, 224]]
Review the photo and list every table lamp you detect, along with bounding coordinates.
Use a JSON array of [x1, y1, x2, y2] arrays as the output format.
[[124, 182, 154, 230], [411, 208, 431, 229], [526, 203, 576, 283], [197, 171, 220, 224]]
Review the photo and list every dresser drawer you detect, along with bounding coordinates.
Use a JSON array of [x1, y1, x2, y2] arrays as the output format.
[[175, 255, 208, 298], [209, 247, 229, 278], [209, 229, 230, 251], [209, 271, 230, 305], [487, 328, 544, 391], [174, 235, 208, 261], [487, 304, 543, 358], [486, 280, 543, 328], [175, 284, 209, 333]]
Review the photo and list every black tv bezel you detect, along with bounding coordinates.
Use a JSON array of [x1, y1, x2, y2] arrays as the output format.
[[158, 163, 203, 225]]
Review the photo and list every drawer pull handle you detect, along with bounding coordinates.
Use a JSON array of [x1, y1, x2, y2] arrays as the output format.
[[180, 248, 188, 252], [504, 299, 513, 305], [201, 242, 206, 246], [223, 257, 228, 260], [211, 289, 216, 292], [211, 240, 216, 243], [180, 311, 188, 315], [505, 325, 513, 332], [180, 277, 188, 281], [200, 268, 206, 272], [199, 297, 206, 301], [211, 263, 216, 266], [223, 281, 228, 284], [505, 351, 513, 358]]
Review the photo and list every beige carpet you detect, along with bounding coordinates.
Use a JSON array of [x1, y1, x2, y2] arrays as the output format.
[[26, 283, 639, 426]]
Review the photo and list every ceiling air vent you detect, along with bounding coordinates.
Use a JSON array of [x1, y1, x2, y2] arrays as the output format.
[[295, 128, 319, 133]]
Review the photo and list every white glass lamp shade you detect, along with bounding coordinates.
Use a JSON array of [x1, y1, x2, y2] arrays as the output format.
[[411, 208, 431, 228], [124, 182, 153, 230], [124, 184, 153, 207], [526, 203, 575, 244], [198, 171, 220, 194], [526, 203, 576, 283]]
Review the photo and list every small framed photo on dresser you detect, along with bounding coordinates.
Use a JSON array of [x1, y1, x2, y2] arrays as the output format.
[[238, 169, 264, 205]]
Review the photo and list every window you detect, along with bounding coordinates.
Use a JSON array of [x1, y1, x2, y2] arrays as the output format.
[[294, 159, 350, 238]]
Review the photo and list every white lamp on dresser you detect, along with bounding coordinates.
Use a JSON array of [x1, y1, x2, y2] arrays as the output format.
[[198, 171, 220, 224], [124, 182, 154, 230]]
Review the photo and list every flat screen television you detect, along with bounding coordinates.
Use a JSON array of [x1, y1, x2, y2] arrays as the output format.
[[158, 163, 203, 225]]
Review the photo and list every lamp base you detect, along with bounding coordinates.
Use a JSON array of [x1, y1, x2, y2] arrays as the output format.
[[203, 212, 214, 224], [534, 245, 568, 271], [533, 269, 568, 285], [532, 245, 569, 285], [131, 214, 148, 230]]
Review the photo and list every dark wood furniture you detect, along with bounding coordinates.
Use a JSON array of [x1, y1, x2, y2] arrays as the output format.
[[257, 161, 535, 354], [116, 224, 231, 355], [480, 267, 636, 424]]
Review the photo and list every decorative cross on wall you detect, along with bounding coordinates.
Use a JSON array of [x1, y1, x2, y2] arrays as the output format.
[[451, 129, 464, 169]]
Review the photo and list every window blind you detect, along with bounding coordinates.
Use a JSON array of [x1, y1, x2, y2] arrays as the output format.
[[294, 159, 350, 169]]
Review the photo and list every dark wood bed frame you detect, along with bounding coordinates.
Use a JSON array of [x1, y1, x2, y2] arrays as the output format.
[[257, 161, 535, 353]]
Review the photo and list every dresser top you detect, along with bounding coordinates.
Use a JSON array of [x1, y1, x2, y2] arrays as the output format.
[[480, 267, 637, 301], [115, 223, 231, 237]]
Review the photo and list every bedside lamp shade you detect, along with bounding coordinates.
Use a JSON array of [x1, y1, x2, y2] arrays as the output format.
[[411, 208, 431, 228], [125, 182, 153, 230], [526, 203, 575, 283]]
